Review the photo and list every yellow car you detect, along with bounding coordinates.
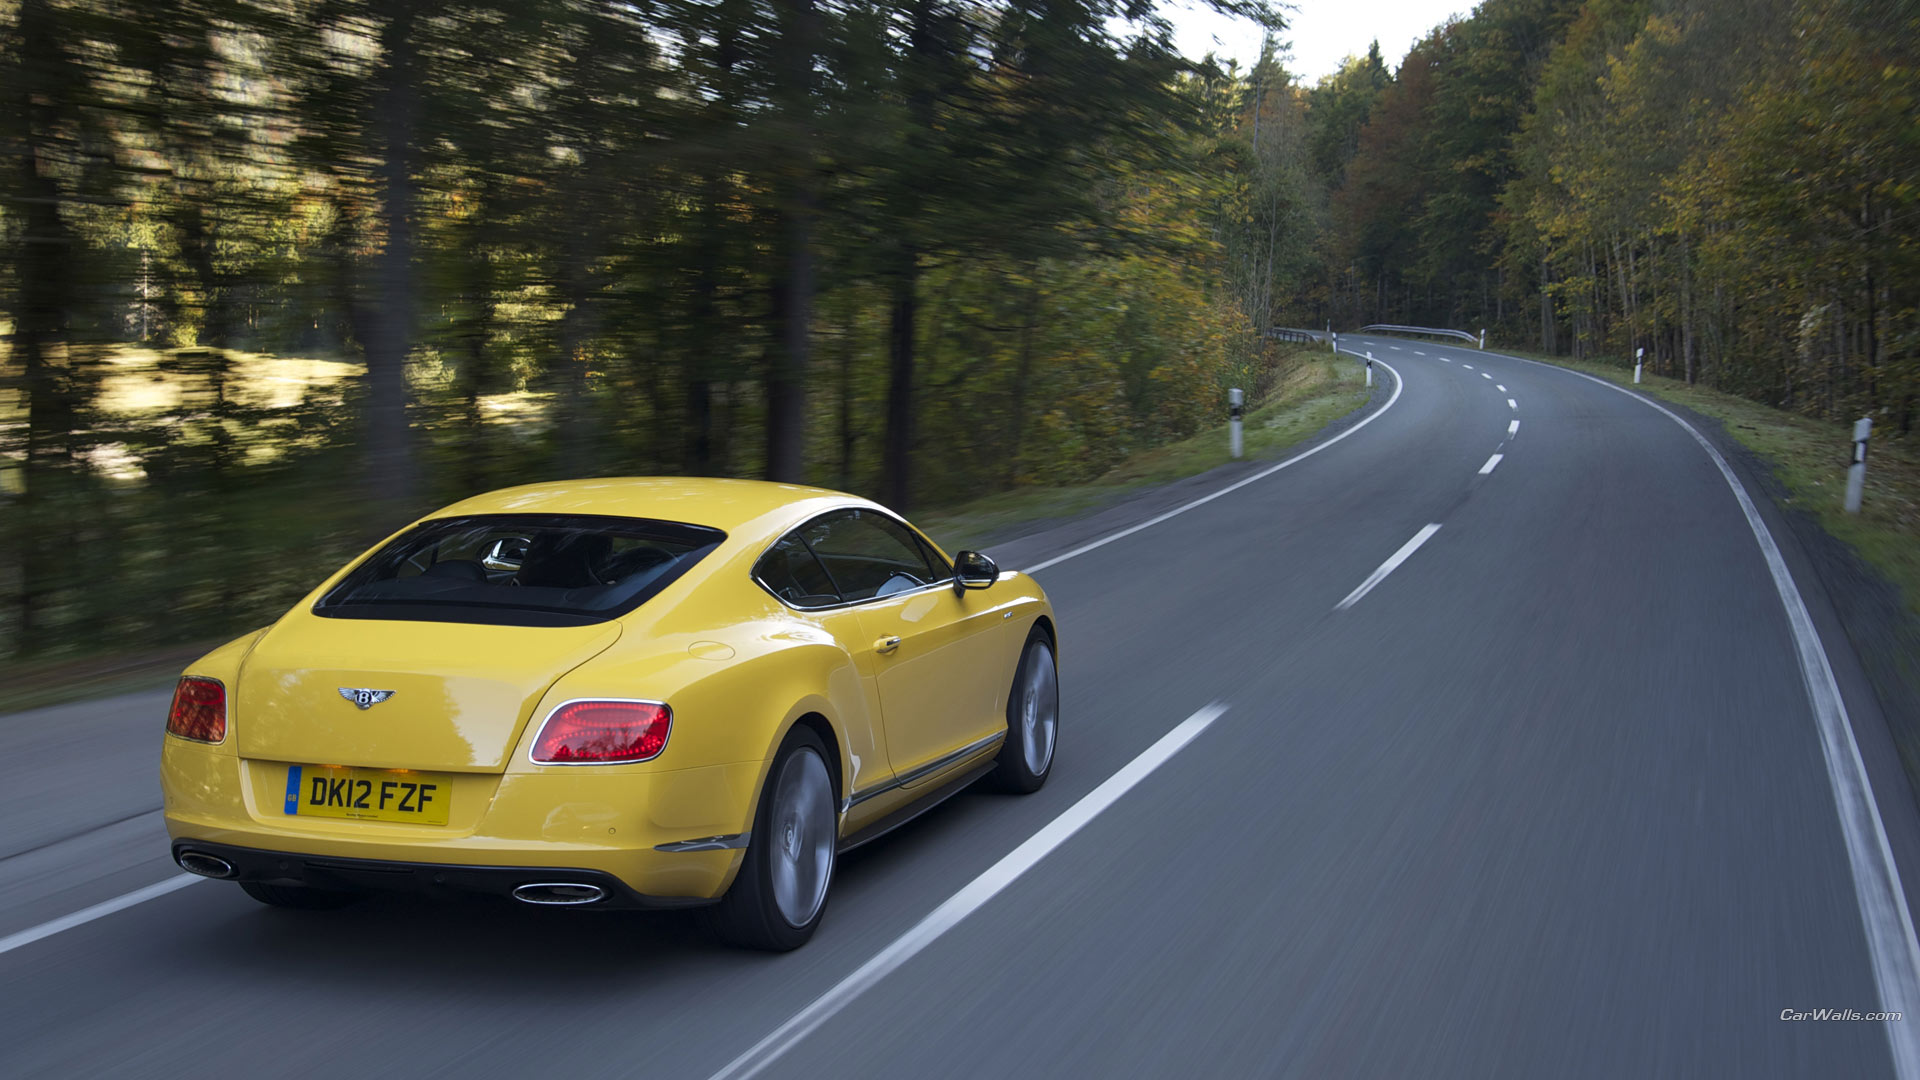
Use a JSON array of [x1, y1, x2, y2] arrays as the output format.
[[161, 478, 1059, 950]]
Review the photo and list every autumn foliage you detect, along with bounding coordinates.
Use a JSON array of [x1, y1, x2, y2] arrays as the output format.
[[1292, 0, 1917, 434]]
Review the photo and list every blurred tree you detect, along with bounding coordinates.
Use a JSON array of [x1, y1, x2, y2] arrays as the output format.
[[764, 0, 820, 484], [0, 0, 1301, 664]]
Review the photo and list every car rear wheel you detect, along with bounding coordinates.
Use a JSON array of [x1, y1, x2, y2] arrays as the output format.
[[239, 881, 361, 910], [991, 631, 1057, 793], [707, 726, 837, 951]]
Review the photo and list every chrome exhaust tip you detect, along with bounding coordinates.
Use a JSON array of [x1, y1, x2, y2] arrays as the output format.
[[177, 851, 236, 879], [511, 882, 606, 906]]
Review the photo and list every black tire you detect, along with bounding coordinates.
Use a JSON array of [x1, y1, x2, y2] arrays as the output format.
[[991, 630, 1058, 794], [706, 726, 838, 951], [239, 881, 361, 910]]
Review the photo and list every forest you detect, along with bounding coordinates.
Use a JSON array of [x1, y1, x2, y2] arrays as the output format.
[[2, 0, 1915, 666], [1281, 0, 1918, 431], [0, 0, 1291, 662]]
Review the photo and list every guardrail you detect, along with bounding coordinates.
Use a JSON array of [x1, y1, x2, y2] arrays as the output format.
[[1267, 327, 1320, 345], [1358, 324, 1482, 347]]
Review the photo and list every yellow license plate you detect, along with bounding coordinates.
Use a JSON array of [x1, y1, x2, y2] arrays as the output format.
[[283, 765, 450, 825]]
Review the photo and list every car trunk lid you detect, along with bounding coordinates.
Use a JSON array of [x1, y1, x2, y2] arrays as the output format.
[[235, 615, 622, 772]]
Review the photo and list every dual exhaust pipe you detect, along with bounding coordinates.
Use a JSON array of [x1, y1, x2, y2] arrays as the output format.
[[174, 849, 605, 905], [176, 851, 236, 879], [510, 882, 605, 905]]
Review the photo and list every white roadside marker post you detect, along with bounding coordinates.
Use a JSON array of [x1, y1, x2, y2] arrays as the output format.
[[1330, 331, 1337, 355], [1229, 388, 1244, 460], [1478, 328, 1486, 350], [1634, 347, 1643, 384], [1364, 351, 1374, 388], [1845, 417, 1872, 513]]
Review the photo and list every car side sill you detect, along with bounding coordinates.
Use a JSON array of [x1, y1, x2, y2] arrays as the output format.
[[837, 761, 997, 855], [843, 730, 1006, 812]]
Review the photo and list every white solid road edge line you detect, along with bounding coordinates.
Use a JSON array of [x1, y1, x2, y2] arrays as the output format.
[[1022, 353, 1403, 575], [1334, 524, 1442, 612], [705, 703, 1230, 1080], [0, 874, 202, 956], [1507, 355, 1920, 1080], [1478, 453, 1503, 475]]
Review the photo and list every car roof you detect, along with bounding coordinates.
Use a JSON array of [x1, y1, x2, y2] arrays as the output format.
[[426, 476, 880, 537]]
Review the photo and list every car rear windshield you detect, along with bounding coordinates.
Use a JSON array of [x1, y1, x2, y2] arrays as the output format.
[[314, 514, 726, 627]]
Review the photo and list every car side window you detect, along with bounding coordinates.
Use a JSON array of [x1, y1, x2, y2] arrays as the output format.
[[799, 510, 945, 603], [756, 534, 844, 608]]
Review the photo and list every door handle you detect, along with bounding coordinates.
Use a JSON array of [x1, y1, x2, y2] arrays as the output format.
[[874, 635, 901, 654]]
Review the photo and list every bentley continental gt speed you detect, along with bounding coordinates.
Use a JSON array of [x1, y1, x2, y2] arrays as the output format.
[[161, 478, 1059, 950]]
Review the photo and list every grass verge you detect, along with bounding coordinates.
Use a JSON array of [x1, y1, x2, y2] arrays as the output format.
[[920, 348, 1371, 554], [1504, 348, 1920, 614]]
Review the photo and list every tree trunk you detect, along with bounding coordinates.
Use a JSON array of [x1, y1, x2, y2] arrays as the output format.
[[683, 370, 714, 475], [683, 172, 723, 476], [765, 192, 812, 483], [458, 288, 492, 495], [454, 175, 498, 495], [1539, 256, 1556, 353], [178, 203, 227, 348], [1002, 280, 1043, 487], [555, 230, 595, 477], [1681, 232, 1696, 386], [881, 251, 919, 509], [367, 0, 420, 517], [8, 0, 78, 654], [1610, 234, 1635, 363], [763, 0, 818, 484], [1260, 211, 1278, 332], [1862, 260, 1878, 410], [837, 318, 857, 490]]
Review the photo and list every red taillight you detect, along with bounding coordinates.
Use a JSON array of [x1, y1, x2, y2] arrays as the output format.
[[167, 677, 227, 743], [530, 700, 671, 764]]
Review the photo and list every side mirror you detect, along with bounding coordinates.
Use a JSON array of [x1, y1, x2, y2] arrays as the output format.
[[952, 550, 998, 592]]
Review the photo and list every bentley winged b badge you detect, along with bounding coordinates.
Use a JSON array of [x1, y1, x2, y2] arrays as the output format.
[[339, 688, 397, 710]]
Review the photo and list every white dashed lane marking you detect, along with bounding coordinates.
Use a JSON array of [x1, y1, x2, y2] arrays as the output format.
[[1479, 453, 1504, 475], [1497, 384, 1507, 392], [1507, 399, 1517, 410], [1508, 420, 1519, 436], [1481, 373, 1492, 380], [1335, 525, 1443, 611]]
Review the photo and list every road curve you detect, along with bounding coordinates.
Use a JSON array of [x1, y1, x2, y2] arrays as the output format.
[[2, 333, 1914, 1078]]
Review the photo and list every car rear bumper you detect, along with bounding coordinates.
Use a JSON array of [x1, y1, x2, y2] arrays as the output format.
[[161, 735, 764, 901], [170, 840, 712, 909]]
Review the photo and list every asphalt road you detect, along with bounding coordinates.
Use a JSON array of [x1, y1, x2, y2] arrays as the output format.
[[4, 334, 1918, 1078]]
